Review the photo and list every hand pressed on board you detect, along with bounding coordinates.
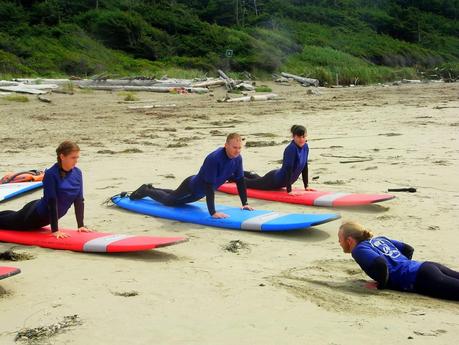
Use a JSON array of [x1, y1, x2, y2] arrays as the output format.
[[288, 191, 302, 196], [78, 226, 93, 232], [241, 204, 254, 211], [53, 230, 70, 239], [212, 212, 229, 219]]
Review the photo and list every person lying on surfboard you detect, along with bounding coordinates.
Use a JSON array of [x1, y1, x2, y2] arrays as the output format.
[[338, 221, 459, 301], [130, 133, 253, 219], [0, 141, 92, 239], [243, 125, 313, 195]]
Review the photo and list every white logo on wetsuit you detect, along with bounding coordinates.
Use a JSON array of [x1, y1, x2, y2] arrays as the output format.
[[370, 238, 401, 259]]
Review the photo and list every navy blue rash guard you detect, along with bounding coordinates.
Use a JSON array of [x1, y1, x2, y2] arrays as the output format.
[[352, 236, 422, 291], [274, 140, 308, 192], [35, 163, 84, 232], [189, 147, 246, 214]]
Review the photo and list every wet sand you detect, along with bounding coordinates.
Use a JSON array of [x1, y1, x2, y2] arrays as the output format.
[[0, 82, 458, 344]]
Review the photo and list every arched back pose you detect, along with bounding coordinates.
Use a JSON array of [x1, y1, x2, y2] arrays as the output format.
[[130, 133, 253, 219], [338, 221, 459, 301], [0, 141, 91, 238], [244, 125, 311, 194]]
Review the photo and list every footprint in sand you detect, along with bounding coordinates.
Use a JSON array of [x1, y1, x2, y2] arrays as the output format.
[[270, 259, 456, 314]]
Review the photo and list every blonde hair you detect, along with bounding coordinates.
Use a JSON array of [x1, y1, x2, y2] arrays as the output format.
[[226, 133, 242, 143], [339, 221, 373, 243]]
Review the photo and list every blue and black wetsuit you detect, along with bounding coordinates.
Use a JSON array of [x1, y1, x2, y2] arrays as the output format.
[[0, 163, 85, 231], [352, 236, 459, 300], [244, 140, 308, 193], [131, 147, 248, 215]]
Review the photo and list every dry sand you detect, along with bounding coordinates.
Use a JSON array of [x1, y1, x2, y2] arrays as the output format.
[[0, 81, 458, 344]]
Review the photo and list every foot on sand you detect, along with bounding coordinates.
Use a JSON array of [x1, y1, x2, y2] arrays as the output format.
[[129, 184, 149, 200]]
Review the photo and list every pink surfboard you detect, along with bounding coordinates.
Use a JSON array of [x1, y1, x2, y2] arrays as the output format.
[[0, 266, 21, 280], [0, 228, 187, 253], [218, 183, 395, 207]]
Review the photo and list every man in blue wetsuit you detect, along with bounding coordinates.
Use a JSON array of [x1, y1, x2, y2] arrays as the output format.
[[243, 125, 311, 194], [338, 221, 459, 300], [130, 133, 253, 219]]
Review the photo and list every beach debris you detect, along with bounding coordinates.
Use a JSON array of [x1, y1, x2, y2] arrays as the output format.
[[127, 104, 176, 110], [112, 290, 139, 297], [245, 140, 278, 148], [217, 69, 237, 90], [307, 89, 321, 96], [0, 250, 35, 261], [37, 95, 52, 103], [280, 72, 319, 87], [15, 315, 82, 343], [223, 240, 250, 253], [220, 93, 282, 103], [387, 187, 417, 193], [79, 85, 209, 94], [272, 74, 291, 85]]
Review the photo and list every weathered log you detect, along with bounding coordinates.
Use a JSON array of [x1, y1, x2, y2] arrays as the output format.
[[224, 93, 281, 103], [79, 85, 208, 94], [0, 86, 48, 95], [192, 79, 226, 88], [281, 72, 319, 87], [128, 104, 177, 110], [37, 95, 52, 103], [218, 69, 236, 90], [235, 82, 255, 91], [79, 79, 192, 87]]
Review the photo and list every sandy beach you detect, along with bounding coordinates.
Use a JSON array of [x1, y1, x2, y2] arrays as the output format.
[[0, 81, 458, 344]]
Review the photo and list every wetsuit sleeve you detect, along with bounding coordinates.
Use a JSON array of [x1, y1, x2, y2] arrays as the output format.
[[367, 257, 389, 289], [391, 239, 414, 259], [283, 146, 295, 193], [202, 156, 217, 186], [204, 182, 216, 215], [352, 244, 389, 289], [301, 163, 308, 189], [43, 171, 59, 232], [74, 198, 85, 228], [235, 178, 248, 206]]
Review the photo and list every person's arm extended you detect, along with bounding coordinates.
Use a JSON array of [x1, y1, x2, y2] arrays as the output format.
[[235, 177, 248, 206], [74, 198, 85, 228], [366, 257, 389, 289], [204, 182, 216, 216], [47, 198, 59, 232], [301, 163, 308, 189]]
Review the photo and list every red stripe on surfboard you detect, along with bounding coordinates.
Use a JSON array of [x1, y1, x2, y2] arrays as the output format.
[[0, 266, 21, 279], [0, 228, 187, 252], [218, 183, 395, 206]]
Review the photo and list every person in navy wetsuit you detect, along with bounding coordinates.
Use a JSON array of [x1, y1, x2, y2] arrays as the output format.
[[338, 221, 459, 301], [130, 133, 254, 219], [243, 125, 312, 194], [0, 141, 92, 239]]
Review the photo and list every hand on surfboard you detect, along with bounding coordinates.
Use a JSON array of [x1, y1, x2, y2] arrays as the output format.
[[241, 204, 254, 211], [53, 230, 70, 239], [212, 212, 229, 219], [78, 226, 93, 233]]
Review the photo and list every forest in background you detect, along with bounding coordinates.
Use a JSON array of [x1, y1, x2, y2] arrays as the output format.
[[1, 0, 458, 84]]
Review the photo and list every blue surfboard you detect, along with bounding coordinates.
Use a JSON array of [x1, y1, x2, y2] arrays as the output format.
[[111, 194, 340, 232], [0, 182, 43, 202]]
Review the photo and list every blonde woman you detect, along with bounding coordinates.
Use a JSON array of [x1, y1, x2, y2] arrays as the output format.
[[338, 221, 459, 300]]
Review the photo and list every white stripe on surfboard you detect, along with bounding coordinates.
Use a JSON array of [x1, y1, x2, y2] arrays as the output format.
[[83, 234, 131, 252], [313, 192, 350, 206], [0, 182, 42, 200], [241, 212, 286, 231]]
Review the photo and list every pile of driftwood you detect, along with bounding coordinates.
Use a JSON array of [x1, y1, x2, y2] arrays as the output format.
[[0, 80, 59, 95]]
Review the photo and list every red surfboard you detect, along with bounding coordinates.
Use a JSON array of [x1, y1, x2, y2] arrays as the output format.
[[0, 228, 187, 253], [218, 183, 395, 207], [0, 266, 21, 280]]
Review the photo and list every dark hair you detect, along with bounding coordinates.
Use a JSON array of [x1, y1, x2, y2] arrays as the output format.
[[56, 141, 80, 166], [290, 125, 306, 137]]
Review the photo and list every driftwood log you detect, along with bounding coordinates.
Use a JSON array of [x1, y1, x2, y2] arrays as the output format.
[[224, 93, 281, 103], [281, 72, 319, 87], [79, 85, 208, 94]]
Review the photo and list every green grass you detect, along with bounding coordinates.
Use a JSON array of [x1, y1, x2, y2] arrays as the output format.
[[255, 85, 272, 92], [3, 95, 29, 102]]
